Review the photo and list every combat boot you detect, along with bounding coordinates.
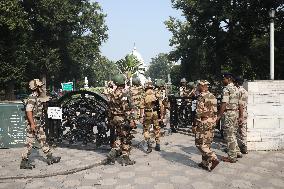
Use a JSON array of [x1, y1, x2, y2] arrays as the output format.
[[198, 162, 209, 171], [102, 149, 116, 165], [46, 154, 61, 165], [20, 159, 35, 169], [210, 159, 220, 171], [240, 146, 248, 154], [146, 141, 152, 154], [237, 153, 243, 158], [155, 143, 160, 151], [120, 155, 136, 166]]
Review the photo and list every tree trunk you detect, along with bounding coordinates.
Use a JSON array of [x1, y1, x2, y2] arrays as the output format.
[[41, 74, 47, 98], [5, 80, 16, 101]]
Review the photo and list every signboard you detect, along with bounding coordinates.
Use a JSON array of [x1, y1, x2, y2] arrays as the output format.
[[61, 82, 73, 91], [47, 107, 62, 120], [0, 103, 26, 148]]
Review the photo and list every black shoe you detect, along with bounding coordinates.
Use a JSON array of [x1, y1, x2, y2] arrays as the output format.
[[222, 148, 228, 153], [46, 154, 61, 165], [146, 141, 152, 153], [171, 128, 177, 133], [240, 146, 248, 154], [20, 159, 35, 169], [198, 162, 209, 171], [155, 144, 161, 151], [101, 157, 115, 165], [146, 148, 152, 154], [237, 154, 243, 158], [120, 156, 135, 166]]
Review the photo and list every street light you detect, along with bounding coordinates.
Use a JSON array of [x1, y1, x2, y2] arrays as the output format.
[[269, 8, 275, 80]]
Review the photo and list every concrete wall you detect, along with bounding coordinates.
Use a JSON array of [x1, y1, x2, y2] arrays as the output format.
[[244, 80, 284, 151]]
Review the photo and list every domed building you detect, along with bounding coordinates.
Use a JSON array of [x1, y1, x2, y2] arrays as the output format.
[[130, 45, 148, 86]]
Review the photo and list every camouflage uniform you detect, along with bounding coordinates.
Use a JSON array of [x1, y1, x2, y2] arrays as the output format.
[[195, 90, 218, 168], [22, 92, 51, 160], [108, 87, 133, 158], [103, 83, 115, 100], [155, 85, 167, 126], [221, 83, 241, 161], [129, 85, 144, 126], [140, 87, 160, 150], [179, 86, 190, 97], [237, 86, 248, 151]]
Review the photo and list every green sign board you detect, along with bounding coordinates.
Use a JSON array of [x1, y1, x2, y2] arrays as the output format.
[[61, 82, 73, 91], [0, 103, 26, 148]]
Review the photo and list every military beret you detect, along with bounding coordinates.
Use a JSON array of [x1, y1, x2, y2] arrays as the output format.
[[235, 76, 244, 84], [222, 72, 235, 79], [198, 80, 210, 85]]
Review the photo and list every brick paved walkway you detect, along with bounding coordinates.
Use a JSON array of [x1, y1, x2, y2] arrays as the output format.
[[0, 129, 283, 189]]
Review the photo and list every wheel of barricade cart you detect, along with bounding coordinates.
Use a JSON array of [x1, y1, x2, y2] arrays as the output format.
[[47, 90, 113, 147]]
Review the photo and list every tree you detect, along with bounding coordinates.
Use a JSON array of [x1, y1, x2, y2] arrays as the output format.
[[88, 56, 119, 87], [115, 54, 142, 79], [166, 0, 284, 80], [146, 53, 173, 82], [0, 0, 30, 100], [0, 0, 108, 99]]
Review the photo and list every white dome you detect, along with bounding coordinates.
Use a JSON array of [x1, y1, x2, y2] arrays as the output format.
[[131, 46, 145, 65], [130, 46, 147, 86]]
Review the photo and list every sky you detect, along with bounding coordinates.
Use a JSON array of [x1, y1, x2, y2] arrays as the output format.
[[93, 0, 183, 65]]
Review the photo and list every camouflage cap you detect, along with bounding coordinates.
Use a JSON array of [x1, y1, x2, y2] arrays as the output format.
[[198, 80, 210, 85], [235, 76, 244, 85], [29, 79, 43, 90], [187, 82, 195, 88], [145, 80, 154, 89]]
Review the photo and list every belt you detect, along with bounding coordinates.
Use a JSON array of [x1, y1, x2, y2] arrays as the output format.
[[225, 109, 238, 111], [113, 113, 124, 116], [144, 109, 153, 112]]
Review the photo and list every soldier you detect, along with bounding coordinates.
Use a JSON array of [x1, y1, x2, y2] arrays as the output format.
[[217, 73, 243, 163], [192, 80, 219, 171], [155, 79, 166, 128], [103, 81, 115, 100], [235, 77, 248, 154], [102, 74, 135, 166], [179, 78, 189, 97], [140, 80, 161, 153], [20, 79, 60, 169], [129, 77, 144, 130]]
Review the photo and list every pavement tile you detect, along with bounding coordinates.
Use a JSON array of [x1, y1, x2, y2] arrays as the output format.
[[154, 183, 175, 189], [0, 129, 284, 189], [191, 181, 214, 189], [268, 178, 284, 188]]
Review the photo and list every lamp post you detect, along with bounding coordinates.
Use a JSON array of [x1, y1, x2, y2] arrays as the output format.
[[269, 8, 275, 80]]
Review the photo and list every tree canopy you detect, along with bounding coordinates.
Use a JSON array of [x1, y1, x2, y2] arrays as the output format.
[[165, 0, 284, 81], [0, 0, 108, 99], [146, 53, 174, 82], [115, 54, 142, 79]]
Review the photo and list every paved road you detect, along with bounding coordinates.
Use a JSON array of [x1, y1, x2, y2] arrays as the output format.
[[0, 129, 283, 189]]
